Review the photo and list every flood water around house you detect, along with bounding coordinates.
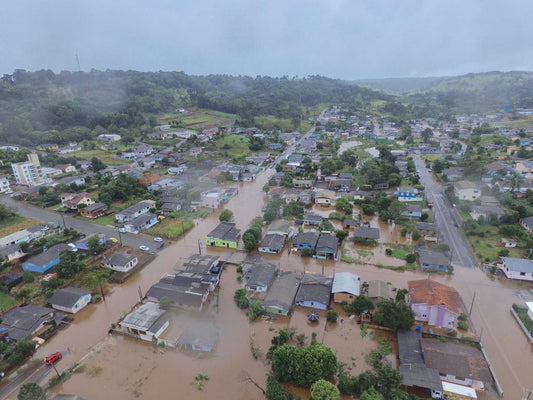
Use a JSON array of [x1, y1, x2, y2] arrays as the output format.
[[13, 169, 533, 400]]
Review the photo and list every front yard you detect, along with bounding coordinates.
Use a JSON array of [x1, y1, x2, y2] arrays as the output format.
[[464, 224, 525, 263]]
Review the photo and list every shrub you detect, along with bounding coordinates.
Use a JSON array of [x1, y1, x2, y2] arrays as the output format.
[[300, 247, 314, 257], [457, 321, 469, 330], [22, 271, 35, 283], [385, 248, 393, 256], [326, 309, 338, 323], [458, 312, 468, 321], [447, 329, 458, 337], [234, 289, 250, 309], [405, 253, 416, 264], [247, 300, 266, 321]]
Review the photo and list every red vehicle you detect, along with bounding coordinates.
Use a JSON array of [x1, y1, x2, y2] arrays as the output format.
[[45, 351, 62, 365]]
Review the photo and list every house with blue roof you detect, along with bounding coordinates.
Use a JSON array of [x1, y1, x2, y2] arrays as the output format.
[[22, 243, 71, 273], [292, 231, 319, 251], [397, 187, 423, 202]]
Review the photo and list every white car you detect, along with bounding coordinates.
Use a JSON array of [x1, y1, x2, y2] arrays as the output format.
[[118, 228, 126, 233], [67, 243, 78, 252], [139, 245, 150, 251], [153, 237, 163, 242]]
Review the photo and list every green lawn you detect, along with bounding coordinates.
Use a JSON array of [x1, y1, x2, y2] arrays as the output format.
[[0, 292, 18, 312], [0, 216, 41, 237], [465, 224, 525, 262], [69, 150, 130, 166], [513, 304, 533, 336], [146, 219, 194, 239], [76, 214, 116, 226], [215, 135, 250, 159], [253, 115, 311, 132]]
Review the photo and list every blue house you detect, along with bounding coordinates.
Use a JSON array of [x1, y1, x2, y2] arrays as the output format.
[[416, 248, 450, 272], [295, 274, 333, 310], [22, 243, 71, 274], [292, 231, 319, 251], [397, 187, 423, 202], [268, 143, 283, 150]]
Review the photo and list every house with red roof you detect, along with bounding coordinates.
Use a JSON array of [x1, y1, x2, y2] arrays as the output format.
[[408, 279, 462, 328]]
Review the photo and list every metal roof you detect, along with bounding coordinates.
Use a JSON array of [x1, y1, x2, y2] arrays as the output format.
[[331, 272, 360, 296], [501, 257, 533, 273], [120, 302, 167, 331]]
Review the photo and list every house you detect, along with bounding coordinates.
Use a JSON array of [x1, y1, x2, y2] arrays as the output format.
[[293, 179, 313, 189], [519, 216, 533, 233], [102, 251, 139, 273], [258, 234, 286, 254], [401, 205, 423, 219], [469, 205, 504, 221], [295, 274, 333, 310], [343, 219, 359, 230], [0, 244, 25, 262], [98, 134, 121, 142], [501, 237, 517, 248], [60, 176, 86, 187], [189, 147, 203, 157], [408, 279, 461, 328], [173, 254, 222, 289], [115, 201, 152, 223], [22, 243, 71, 274], [205, 222, 240, 249], [124, 212, 158, 234], [417, 248, 450, 272], [397, 330, 444, 399], [282, 188, 300, 203], [314, 233, 338, 259], [79, 202, 108, 219], [302, 212, 323, 226], [262, 271, 301, 316], [0, 305, 64, 342], [47, 287, 91, 314], [515, 159, 533, 180], [0, 226, 45, 247], [161, 201, 182, 213], [364, 280, 396, 307], [146, 275, 211, 311], [332, 272, 360, 303], [499, 257, 533, 281], [0, 175, 11, 193], [479, 195, 499, 207], [292, 231, 320, 250], [420, 338, 493, 389], [119, 302, 169, 342], [176, 318, 219, 352], [416, 222, 439, 238], [454, 181, 482, 201], [168, 165, 188, 175], [0, 272, 23, 291], [315, 189, 336, 207], [267, 220, 295, 237], [354, 226, 380, 241], [60, 192, 94, 210], [441, 167, 464, 182], [133, 144, 155, 157], [244, 261, 277, 293], [200, 190, 223, 209], [397, 187, 423, 202]]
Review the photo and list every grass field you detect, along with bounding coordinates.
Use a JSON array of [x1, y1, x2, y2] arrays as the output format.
[[215, 135, 250, 159], [465, 224, 525, 262], [0, 216, 41, 237], [146, 218, 194, 239], [76, 214, 116, 226], [70, 150, 130, 166], [0, 292, 18, 312], [254, 115, 311, 132]]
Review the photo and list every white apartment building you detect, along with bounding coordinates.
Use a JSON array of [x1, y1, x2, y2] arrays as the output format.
[[11, 153, 43, 186]]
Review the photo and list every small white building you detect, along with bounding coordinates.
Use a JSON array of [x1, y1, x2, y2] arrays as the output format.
[[103, 251, 139, 273], [0, 175, 11, 193], [527, 302, 533, 321], [119, 302, 169, 342], [47, 287, 91, 314]]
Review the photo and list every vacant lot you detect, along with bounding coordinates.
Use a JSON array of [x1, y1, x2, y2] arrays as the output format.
[[215, 135, 250, 159], [0, 292, 18, 312], [0, 216, 41, 237], [70, 150, 131, 166], [145, 218, 194, 239], [465, 224, 525, 262]]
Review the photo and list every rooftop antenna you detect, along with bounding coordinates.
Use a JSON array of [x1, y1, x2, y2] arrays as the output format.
[[75, 54, 81, 72]]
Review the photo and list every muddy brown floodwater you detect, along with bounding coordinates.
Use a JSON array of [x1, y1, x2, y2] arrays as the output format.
[[13, 169, 533, 400]]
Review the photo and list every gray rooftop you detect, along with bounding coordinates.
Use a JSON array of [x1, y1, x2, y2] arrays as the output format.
[[106, 251, 137, 266], [295, 274, 333, 306], [24, 243, 70, 267], [47, 287, 90, 308], [259, 233, 286, 251], [120, 302, 168, 332], [315, 234, 339, 253], [0, 305, 62, 342], [292, 231, 319, 247], [399, 364, 443, 391], [127, 212, 157, 227], [354, 226, 380, 239], [244, 262, 277, 289], [117, 201, 151, 217], [263, 271, 301, 313], [206, 222, 240, 242], [501, 257, 533, 273], [417, 248, 449, 266]]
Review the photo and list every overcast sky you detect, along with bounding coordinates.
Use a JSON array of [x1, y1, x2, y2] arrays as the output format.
[[1, 0, 532, 80]]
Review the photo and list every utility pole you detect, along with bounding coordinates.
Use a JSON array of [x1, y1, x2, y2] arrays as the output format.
[[61, 213, 67, 229], [198, 239, 202, 255], [99, 281, 106, 302], [469, 292, 476, 316], [118, 231, 122, 247], [52, 363, 60, 377]]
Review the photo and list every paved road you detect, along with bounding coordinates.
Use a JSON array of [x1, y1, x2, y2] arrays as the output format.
[[0, 197, 159, 252], [414, 155, 478, 269]]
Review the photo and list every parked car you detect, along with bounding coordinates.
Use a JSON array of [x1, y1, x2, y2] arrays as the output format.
[[45, 351, 62, 365], [153, 237, 163, 242], [118, 227, 126, 233], [139, 245, 150, 251]]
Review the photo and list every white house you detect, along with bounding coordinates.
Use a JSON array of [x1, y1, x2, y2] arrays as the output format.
[[527, 302, 533, 321], [499, 257, 533, 281], [454, 181, 482, 201], [119, 302, 169, 343], [47, 287, 91, 314], [0, 175, 11, 193], [103, 251, 139, 273]]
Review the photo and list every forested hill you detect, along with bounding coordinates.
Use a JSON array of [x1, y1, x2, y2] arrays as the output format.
[[0, 70, 390, 146], [359, 71, 533, 116]]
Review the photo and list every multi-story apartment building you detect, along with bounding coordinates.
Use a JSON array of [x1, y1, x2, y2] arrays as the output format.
[[11, 153, 43, 186]]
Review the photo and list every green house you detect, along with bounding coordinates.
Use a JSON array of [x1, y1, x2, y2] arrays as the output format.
[[205, 222, 240, 249]]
